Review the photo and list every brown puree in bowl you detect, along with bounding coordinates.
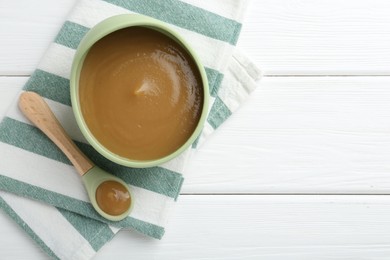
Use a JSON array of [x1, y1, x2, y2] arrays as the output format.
[[79, 27, 204, 161]]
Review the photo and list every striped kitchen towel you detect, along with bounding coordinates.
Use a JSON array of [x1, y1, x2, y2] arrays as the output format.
[[0, 0, 261, 259]]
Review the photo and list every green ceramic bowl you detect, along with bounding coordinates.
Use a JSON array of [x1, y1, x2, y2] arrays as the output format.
[[70, 14, 209, 168]]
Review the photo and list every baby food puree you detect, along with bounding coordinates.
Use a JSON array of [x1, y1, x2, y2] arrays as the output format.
[[79, 27, 204, 161]]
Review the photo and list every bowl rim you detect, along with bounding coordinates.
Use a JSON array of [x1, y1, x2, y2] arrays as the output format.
[[70, 14, 209, 168]]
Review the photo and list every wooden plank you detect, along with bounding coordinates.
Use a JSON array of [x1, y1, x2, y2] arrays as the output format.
[[3, 76, 390, 194], [185, 76, 390, 193], [0, 0, 77, 75], [238, 0, 390, 75], [1, 0, 390, 75], [2, 195, 390, 259]]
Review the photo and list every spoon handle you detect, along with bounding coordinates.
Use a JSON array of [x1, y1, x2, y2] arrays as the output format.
[[18, 91, 94, 176]]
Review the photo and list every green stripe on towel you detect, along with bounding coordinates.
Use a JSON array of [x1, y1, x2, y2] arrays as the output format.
[[207, 96, 232, 129], [0, 197, 60, 260], [0, 177, 100, 219], [54, 21, 88, 49], [57, 208, 115, 251], [0, 176, 165, 239], [104, 0, 241, 45], [205, 67, 224, 97], [55, 21, 89, 49], [0, 117, 183, 199], [24, 69, 71, 106]]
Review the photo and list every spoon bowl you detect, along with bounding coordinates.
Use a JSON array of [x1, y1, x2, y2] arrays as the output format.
[[18, 91, 133, 221], [82, 166, 133, 221]]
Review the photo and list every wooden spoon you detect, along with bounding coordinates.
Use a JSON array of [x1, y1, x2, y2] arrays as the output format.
[[18, 91, 133, 221]]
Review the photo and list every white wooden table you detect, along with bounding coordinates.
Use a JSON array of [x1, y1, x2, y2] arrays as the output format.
[[2, 0, 390, 259]]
